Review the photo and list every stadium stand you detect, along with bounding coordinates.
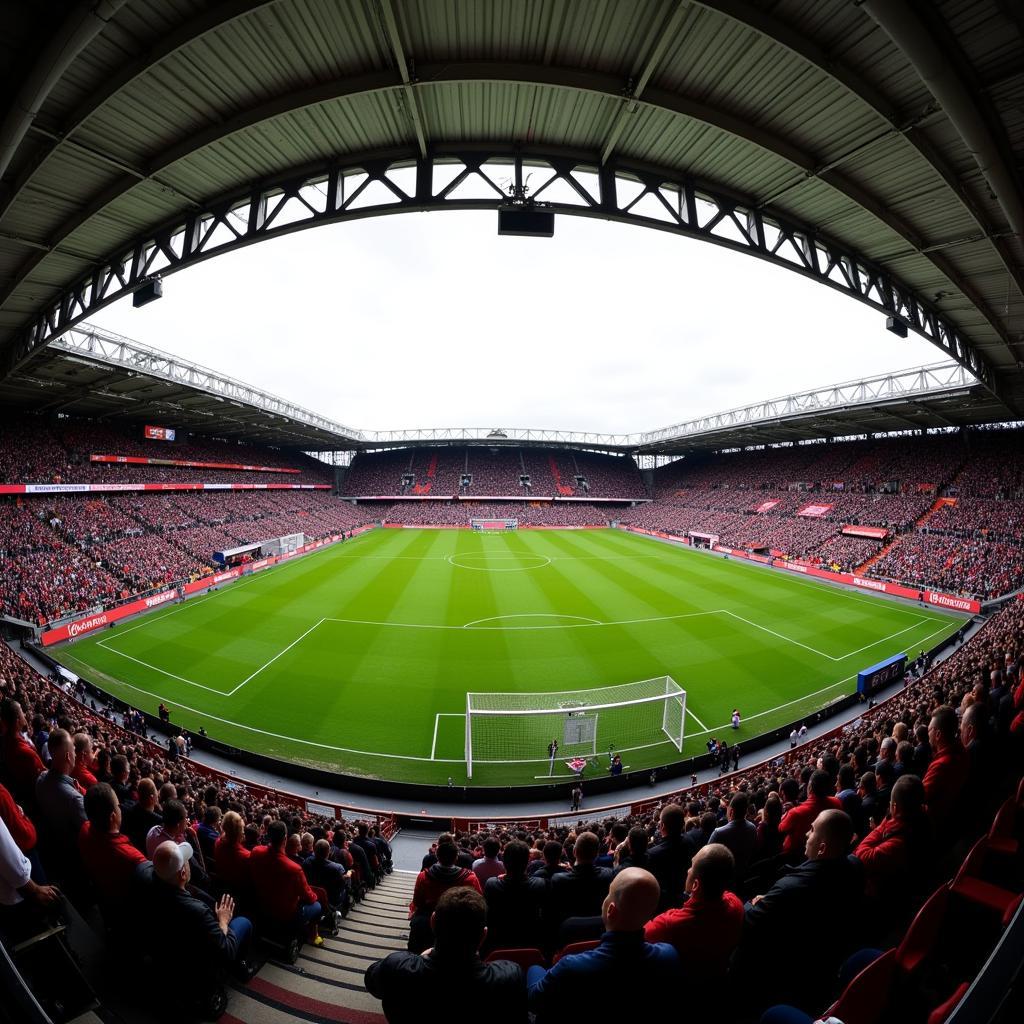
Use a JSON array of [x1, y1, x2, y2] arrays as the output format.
[[5, 585, 1019, 1022], [344, 446, 645, 499]]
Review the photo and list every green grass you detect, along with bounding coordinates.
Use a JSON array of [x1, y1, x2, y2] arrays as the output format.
[[54, 527, 963, 787]]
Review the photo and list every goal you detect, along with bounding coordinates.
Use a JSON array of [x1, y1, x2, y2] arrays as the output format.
[[470, 518, 518, 531], [464, 676, 686, 777]]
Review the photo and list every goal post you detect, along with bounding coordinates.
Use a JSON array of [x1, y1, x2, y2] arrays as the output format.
[[470, 518, 518, 531], [464, 676, 686, 778]]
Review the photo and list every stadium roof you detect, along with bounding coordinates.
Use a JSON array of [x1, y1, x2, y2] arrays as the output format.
[[0, 1, 1021, 415], [0, 322, 363, 450], [2, 321, 1005, 456]]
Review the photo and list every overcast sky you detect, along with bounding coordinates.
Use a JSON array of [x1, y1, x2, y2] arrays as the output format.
[[91, 211, 946, 436]]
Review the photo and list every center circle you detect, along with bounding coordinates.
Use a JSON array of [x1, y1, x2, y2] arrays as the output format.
[[447, 553, 552, 572]]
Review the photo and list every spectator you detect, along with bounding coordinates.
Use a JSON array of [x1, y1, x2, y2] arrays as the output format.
[[71, 733, 98, 791], [408, 838, 482, 953], [365, 887, 525, 1024], [148, 841, 252, 976], [528, 868, 679, 1021], [77, 782, 145, 923], [0, 700, 46, 806], [122, 777, 161, 853], [304, 838, 351, 916], [778, 769, 842, 856], [250, 820, 324, 946], [471, 836, 503, 885], [647, 803, 692, 910], [213, 811, 252, 904], [734, 810, 862, 1013], [854, 774, 931, 910], [922, 705, 969, 832], [0, 814, 60, 935], [547, 831, 613, 935], [482, 839, 546, 951], [33, 729, 86, 884], [708, 792, 758, 878], [644, 843, 743, 979]]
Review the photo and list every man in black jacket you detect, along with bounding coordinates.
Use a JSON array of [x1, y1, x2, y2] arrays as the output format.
[[148, 840, 252, 972], [548, 831, 613, 948], [365, 887, 524, 1024], [732, 809, 862, 1014], [647, 804, 692, 910], [483, 840, 546, 951]]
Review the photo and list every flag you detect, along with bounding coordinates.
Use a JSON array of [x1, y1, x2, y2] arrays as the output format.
[[565, 757, 587, 774]]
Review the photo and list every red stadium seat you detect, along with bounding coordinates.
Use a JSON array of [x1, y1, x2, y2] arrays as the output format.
[[552, 939, 599, 963], [824, 948, 898, 1024], [484, 947, 546, 969]]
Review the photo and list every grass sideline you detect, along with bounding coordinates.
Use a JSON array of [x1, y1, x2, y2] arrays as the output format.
[[54, 527, 963, 786]]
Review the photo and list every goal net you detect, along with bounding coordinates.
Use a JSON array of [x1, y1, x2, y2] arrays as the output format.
[[464, 676, 685, 777], [470, 518, 518, 531]]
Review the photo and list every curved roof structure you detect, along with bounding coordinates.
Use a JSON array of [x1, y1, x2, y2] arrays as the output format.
[[0, 1, 1021, 409]]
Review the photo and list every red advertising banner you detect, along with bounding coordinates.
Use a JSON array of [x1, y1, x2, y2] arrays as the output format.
[[755, 500, 780, 514], [797, 502, 834, 518], [0, 482, 330, 495], [841, 525, 889, 539], [772, 559, 980, 613], [41, 588, 179, 644], [91, 455, 299, 474]]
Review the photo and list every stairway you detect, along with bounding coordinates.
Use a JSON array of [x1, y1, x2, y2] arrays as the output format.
[[855, 537, 897, 575], [225, 871, 417, 1023], [916, 496, 956, 530]]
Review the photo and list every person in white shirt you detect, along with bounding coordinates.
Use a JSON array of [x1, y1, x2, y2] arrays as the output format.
[[0, 814, 60, 910]]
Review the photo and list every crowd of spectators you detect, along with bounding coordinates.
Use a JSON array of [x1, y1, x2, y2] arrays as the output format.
[[0, 490, 373, 624], [805, 534, 884, 572], [344, 447, 644, 499], [0, 417, 332, 485], [380, 501, 611, 527], [0, 639, 394, 1010]]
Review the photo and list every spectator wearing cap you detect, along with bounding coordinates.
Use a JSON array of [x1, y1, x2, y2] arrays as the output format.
[[149, 840, 252, 971], [528, 868, 679, 1022], [250, 820, 324, 945], [778, 770, 842, 857], [365, 887, 524, 1024], [645, 843, 743, 980], [408, 838, 482, 953]]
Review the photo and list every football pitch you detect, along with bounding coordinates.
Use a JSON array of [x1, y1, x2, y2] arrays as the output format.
[[54, 527, 963, 787]]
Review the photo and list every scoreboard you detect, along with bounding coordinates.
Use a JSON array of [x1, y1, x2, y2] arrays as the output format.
[[857, 652, 907, 696], [144, 425, 176, 441]]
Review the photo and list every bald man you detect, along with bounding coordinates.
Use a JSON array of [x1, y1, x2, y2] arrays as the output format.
[[732, 809, 862, 1013], [528, 867, 678, 1022]]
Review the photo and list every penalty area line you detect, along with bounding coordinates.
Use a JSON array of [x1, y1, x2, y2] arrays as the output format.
[[431, 713, 466, 760]]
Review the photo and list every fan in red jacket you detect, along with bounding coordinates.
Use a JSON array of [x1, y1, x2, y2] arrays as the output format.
[[0, 701, 46, 806], [408, 838, 482, 953], [78, 783, 146, 921], [922, 706, 969, 831], [213, 811, 253, 904], [779, 770, 842, 855], [644, 843, 743, 979], [0, 781, 36, 855], [854, 774, 931, 903], [250, 821, 324, 944]]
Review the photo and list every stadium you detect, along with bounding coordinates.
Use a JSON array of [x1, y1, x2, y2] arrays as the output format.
[[0, 2, 1022, 1023]]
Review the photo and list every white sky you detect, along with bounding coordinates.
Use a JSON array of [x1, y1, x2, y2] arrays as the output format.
[[91, 211, 945, 436]]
